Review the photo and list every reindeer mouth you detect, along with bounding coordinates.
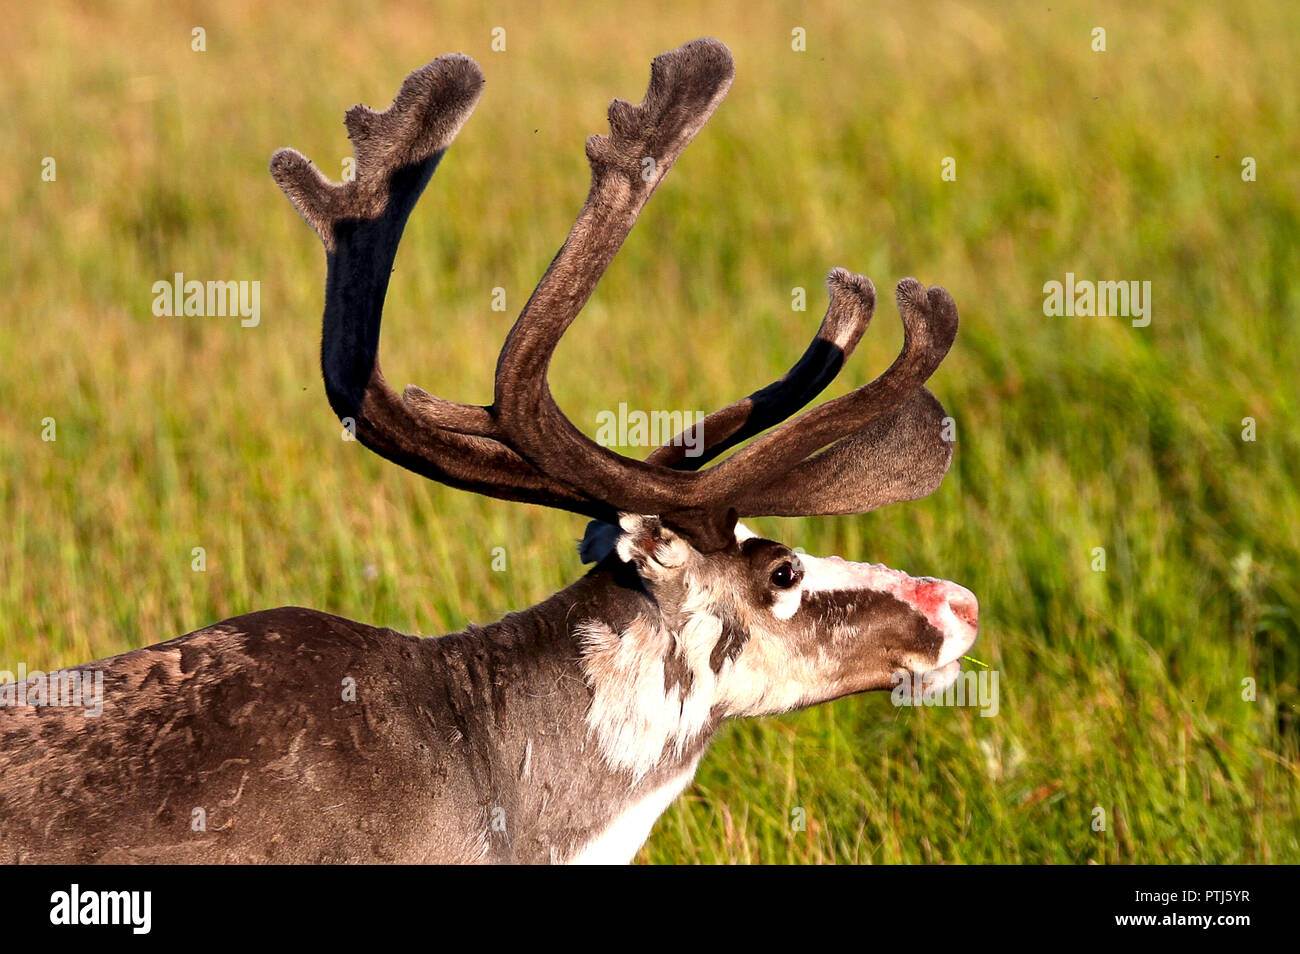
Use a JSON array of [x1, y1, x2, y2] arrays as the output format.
[[909, 659, 965, 697]]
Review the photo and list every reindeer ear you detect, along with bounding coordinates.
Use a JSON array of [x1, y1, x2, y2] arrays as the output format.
[[578, 520, 620, 564], [614, 515, 694, 578], [738, 388, 955, 516]]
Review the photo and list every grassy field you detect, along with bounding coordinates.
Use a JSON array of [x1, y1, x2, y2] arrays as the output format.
[[1, 0, 1297, 863]]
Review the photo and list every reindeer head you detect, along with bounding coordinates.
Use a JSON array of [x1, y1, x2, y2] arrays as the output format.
[[575, 512, 976, 776], [271, 38, 976, 778]]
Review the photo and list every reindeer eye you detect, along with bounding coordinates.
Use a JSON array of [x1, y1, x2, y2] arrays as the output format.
[[770, 561, 799, 589]]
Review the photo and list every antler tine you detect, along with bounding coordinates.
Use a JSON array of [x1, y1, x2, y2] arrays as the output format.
[[271, 54, 494, 437], [647, 268, 875, 470], [273, 56, 479, 254], [495, 38, 735, 402], [486, 39, 738, 539], [734, 387, 955, 516], [272, 54, 613, 520], [594, 275, 955, 529], [705, 279, 959, 501]]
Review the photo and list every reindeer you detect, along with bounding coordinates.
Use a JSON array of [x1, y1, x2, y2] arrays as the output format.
[[0, 38, 975, 864]]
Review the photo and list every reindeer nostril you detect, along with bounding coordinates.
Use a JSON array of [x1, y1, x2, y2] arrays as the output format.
[[949, 592, 978, 629]]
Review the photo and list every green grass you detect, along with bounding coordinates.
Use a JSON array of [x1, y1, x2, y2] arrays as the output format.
[[1, 0, 1296, 863]]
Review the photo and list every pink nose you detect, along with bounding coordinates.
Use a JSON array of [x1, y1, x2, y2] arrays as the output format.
[[899, 577, 979, 667], [943, 585, 979, 630], [903, 577, 979, 627]]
